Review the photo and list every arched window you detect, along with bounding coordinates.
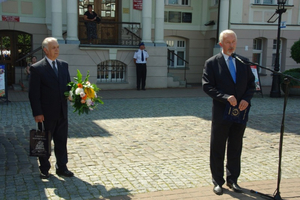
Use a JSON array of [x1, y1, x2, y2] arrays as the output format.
[[97, 60, 126, 83], [166, 38, 187, 68], [253, 38, 263, 72]]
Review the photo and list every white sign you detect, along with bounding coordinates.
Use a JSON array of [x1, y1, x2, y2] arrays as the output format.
[[280, 21, 286, 28]]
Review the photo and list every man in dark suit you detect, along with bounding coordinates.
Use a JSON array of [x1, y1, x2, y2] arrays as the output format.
[[29, 37, 74, 179], [202, 30, 255, 195]]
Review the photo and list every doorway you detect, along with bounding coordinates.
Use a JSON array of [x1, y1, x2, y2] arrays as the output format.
[[0, 31, 32, 86], [78, 0, 120, 44]]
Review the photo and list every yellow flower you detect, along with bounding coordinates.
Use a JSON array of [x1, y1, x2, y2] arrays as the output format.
[[84, 87, 95, 99]]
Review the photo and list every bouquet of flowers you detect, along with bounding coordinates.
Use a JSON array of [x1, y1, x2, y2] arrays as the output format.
[[65, 70, 103, 115]]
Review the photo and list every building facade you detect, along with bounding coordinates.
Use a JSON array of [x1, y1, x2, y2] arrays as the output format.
[[0, 0, 299, 90]]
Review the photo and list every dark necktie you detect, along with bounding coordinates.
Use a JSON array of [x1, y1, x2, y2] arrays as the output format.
[[52, 61, 58, 77], [141, 50, 144, 62], [228, 56, 236, 83]]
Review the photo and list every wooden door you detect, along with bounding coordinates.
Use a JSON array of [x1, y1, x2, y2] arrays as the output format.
[[78, 0, 119, 45]]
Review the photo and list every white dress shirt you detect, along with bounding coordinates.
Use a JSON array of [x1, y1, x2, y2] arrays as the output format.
[[134, 49, 149, 64]]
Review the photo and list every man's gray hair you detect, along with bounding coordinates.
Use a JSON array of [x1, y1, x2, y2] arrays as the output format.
[[42, 37, 58, 50], [219, 30, 237, 43]]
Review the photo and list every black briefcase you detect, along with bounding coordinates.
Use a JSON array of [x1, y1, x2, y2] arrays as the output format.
[[29, 123, 51, 157]]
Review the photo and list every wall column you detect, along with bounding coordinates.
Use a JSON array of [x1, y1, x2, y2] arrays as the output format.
[[213, 0, 230, 55], [218, 0, 230, 34], [66, 0, 80, 44], [51, 0, 64, 43], [154, 0, 166, 46], [142, 0, 153, 46]]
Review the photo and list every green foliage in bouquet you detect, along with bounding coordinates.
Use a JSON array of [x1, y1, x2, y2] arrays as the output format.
[[65, 70, 103, 115]]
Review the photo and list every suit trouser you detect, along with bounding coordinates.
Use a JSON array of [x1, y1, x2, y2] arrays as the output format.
[[210, 121, 246, 186], [39, 113, 68, 173], [136, 63, 147, 89]]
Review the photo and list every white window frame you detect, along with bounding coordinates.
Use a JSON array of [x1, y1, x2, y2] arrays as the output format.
[[165, 0, 190, 6], [254, 0, 289, 4], [253, 38, 263, 73], [166, 38, 187, 68]]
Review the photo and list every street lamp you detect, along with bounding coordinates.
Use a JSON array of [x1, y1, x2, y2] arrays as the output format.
[[270, 0, 287, 97]]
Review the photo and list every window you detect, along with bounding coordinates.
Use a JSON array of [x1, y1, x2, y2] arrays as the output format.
[[166, 38, 187, 68], [97, 60, 126, 83], [100, 0, 116, 18], [254, 0, 289, 4], [212, 0, 219, 6], [165, 11, 192, 23], [169, 11, 181, 23], [165, 0, 190, 6], [78, 0, 94, 15], [252, 38, 263, 73], [182, 13, 192, 23]]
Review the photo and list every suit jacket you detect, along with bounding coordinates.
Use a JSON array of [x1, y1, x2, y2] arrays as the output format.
[[202, 53, 255, 123], [29, 57, 71, 121]]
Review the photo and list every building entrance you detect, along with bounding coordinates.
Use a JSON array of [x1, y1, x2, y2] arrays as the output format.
[[0, 30, 32, 86], [78, 0, 119, 45]]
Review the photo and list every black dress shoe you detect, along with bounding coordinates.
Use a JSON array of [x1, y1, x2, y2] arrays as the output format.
[[142, 88, 146, 91], [56, 169, 74, 177], [227, 181, 243, 193], [213, 185, 223, 195], [40, 171, 49, 179]]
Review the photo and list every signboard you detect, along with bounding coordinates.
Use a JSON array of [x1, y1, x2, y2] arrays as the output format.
[[280, 21, 286, 28], [133, 0, 142, 10], [250, 65, 263, 97], [0, 64, 8, 103], [2, 15, 20, 22], [0, 64, 5, 97]]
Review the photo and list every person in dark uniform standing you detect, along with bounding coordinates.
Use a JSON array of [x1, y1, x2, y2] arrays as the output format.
[[202, 30, 255, 195], [133, 42, 149, 90]]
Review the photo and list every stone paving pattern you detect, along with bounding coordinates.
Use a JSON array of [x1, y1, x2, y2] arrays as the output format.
[[0, 87, 299, 200]]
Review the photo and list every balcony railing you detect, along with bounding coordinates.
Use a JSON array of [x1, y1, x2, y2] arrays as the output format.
[[79, 21, 141, 46]]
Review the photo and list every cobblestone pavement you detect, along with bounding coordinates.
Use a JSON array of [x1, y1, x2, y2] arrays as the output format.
[[0, 88, 300, 200]]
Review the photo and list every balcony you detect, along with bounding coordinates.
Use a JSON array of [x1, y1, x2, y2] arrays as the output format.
[[78, 21, 141, 47]]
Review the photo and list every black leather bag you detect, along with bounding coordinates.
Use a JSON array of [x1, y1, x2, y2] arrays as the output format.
[[29, 123, 51, 157], [95, 16, 101, 24], [223, 103, 250, 124]]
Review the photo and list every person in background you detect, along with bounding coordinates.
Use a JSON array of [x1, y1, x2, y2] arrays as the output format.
[[26, 56, 37, 80], [84, 4, 98, 44], [202, 30, 255, 195], [133, 42, 149, 91], [29, 37, 73, 179]]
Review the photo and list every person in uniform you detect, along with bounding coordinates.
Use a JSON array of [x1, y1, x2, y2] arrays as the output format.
[[133, 42, 149, 90]]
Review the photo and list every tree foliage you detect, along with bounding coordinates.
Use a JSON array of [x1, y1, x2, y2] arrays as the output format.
[[291, 39, 300, 64]]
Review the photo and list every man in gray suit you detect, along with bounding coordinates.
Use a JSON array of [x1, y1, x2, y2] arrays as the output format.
[[29, 37, 73, 179], [202, 30, 255, 195]]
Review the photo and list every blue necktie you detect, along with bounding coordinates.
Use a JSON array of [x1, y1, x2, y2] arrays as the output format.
[[141, 50, 144, 62], [52, 61, 58, 77], [228, 56, 236, 83]]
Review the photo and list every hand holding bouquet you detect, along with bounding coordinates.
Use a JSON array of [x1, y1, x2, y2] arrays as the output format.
[[65, 70, 103, 115]]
